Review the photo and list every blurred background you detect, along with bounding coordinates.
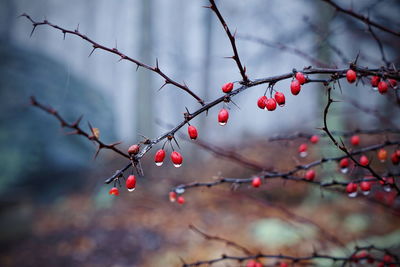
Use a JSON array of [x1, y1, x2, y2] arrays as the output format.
[[0, 0, 400, 266]]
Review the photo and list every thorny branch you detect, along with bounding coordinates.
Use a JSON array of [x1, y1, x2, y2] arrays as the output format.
[[320, 0, 400, 37], [208, 0, 249, 83], [181, 244, 399, 266], [170, 140, 400, 194], [102, 65, 399, 184], [30, 96, 128, 159], [321, 86, 400, 195], [21, 14, 206, 106], [268, 128, 400, 142]]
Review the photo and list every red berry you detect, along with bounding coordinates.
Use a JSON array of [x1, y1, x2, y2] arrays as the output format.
[[218, 108, 229, 125], [177, 196, 185, 204], [222, 82, 234, 93], [339, 158, 350, 168], [246, 260, 259, 267], [109, 187, 119, 196], [126, 175, 136, 191], [377, 149, 387, 162], [298, 143, 307, 153], [360, 181, 371, 192], [257, 96, 267, 109], [290, 80, 301, 95], [389, 79, 397, 88], [359, 155, 369, 166], [305, 170, 316, 181], [171, 151, 183, 167], [252, 177, 262, 188], [128, 144, 140, 155], [350, 135, 360, 146], [279, 263, 289, 267], [266, 98, 277, 111], [274, 91, 285, 106], [188, 125, 198, 140], [295, 72, 307, 85], [346, 182, 357, 193], [169, 191, 177, 202], [154, 149, 166, 166], [346, 69, 357, 83], [391, 152, 399, 165], [378, 81, 388, 94], [371, 76, 380, 87], [310, 135, 319, 144]]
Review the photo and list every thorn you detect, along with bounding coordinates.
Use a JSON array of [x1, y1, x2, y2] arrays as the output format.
[[136, 64, 140, 72], [94, 146, 101, 159], [75, 23, 80, 33], [230, 100, 241, 110], [158, 82, 168, 92], [62, 31, 66, 40], [155, 58, 159, 70], [110, 141, 122, 147], [30, 25, 37, 37], [173, 136, 181, 150], [88, 47, 96, 57]]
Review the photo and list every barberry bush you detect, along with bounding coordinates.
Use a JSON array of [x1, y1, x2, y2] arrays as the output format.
[[10, 0, 400, 266]]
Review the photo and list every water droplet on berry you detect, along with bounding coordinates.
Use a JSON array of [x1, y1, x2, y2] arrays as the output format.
[[299, 151, 308, 158], [384, 185, 392, 192], [278, 103, 285, 107], [155, 162, 163, 166], [348, 192, 358, 198], [362, 190, 370, 196], [173, 163, 182, 168], [371, 87, 378, 91], [219, 122, 226, 126], [340, 167, 348, 174], [127, 188, 136, 192], [175, 187, 185, 194]]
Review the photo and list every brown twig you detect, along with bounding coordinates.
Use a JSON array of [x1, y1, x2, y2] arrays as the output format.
[[21, 14, 206, 106], [320, 0, 400, 37], [208, 0, 249, 83], [30, 96, 129, 159]]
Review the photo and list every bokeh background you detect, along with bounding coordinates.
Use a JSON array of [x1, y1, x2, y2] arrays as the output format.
[[0, 0, 400, 266]]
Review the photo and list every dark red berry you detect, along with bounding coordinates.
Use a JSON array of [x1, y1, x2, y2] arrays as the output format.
[[359, 155, 369, 166], [310, 135, 319, 144], [266, 98, 277, 111], [169, 191, 177, 202], [154, 149, 166, 166], [371, 76, 380, 87], [274, 91, 285, 106], [291, 80, 301, 95], [339, 158, 350, 168], [218, 109, 229, 125], [257, 96, 267, 109], [177, 196, 185, 204], [222, 82, 234, 93], [305, 170, 316, 181], [188, 125, 198, 140], [346, 182, 357, 193], [360, 181, 371, 192], [109, 187, 119, 196], [295, 72, 307, 85], [389, 79, 397, 88], [350, 135, 360, 146], [346, 69, 357, 83], [378, 81, 388, 94], [391, 152, 399, 165], [171, 151, 183, 167], [252, 177, 262, 188], [128, 144, 140, 155], [298, 143, 307, 153], [126, 175, 136, 191]]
